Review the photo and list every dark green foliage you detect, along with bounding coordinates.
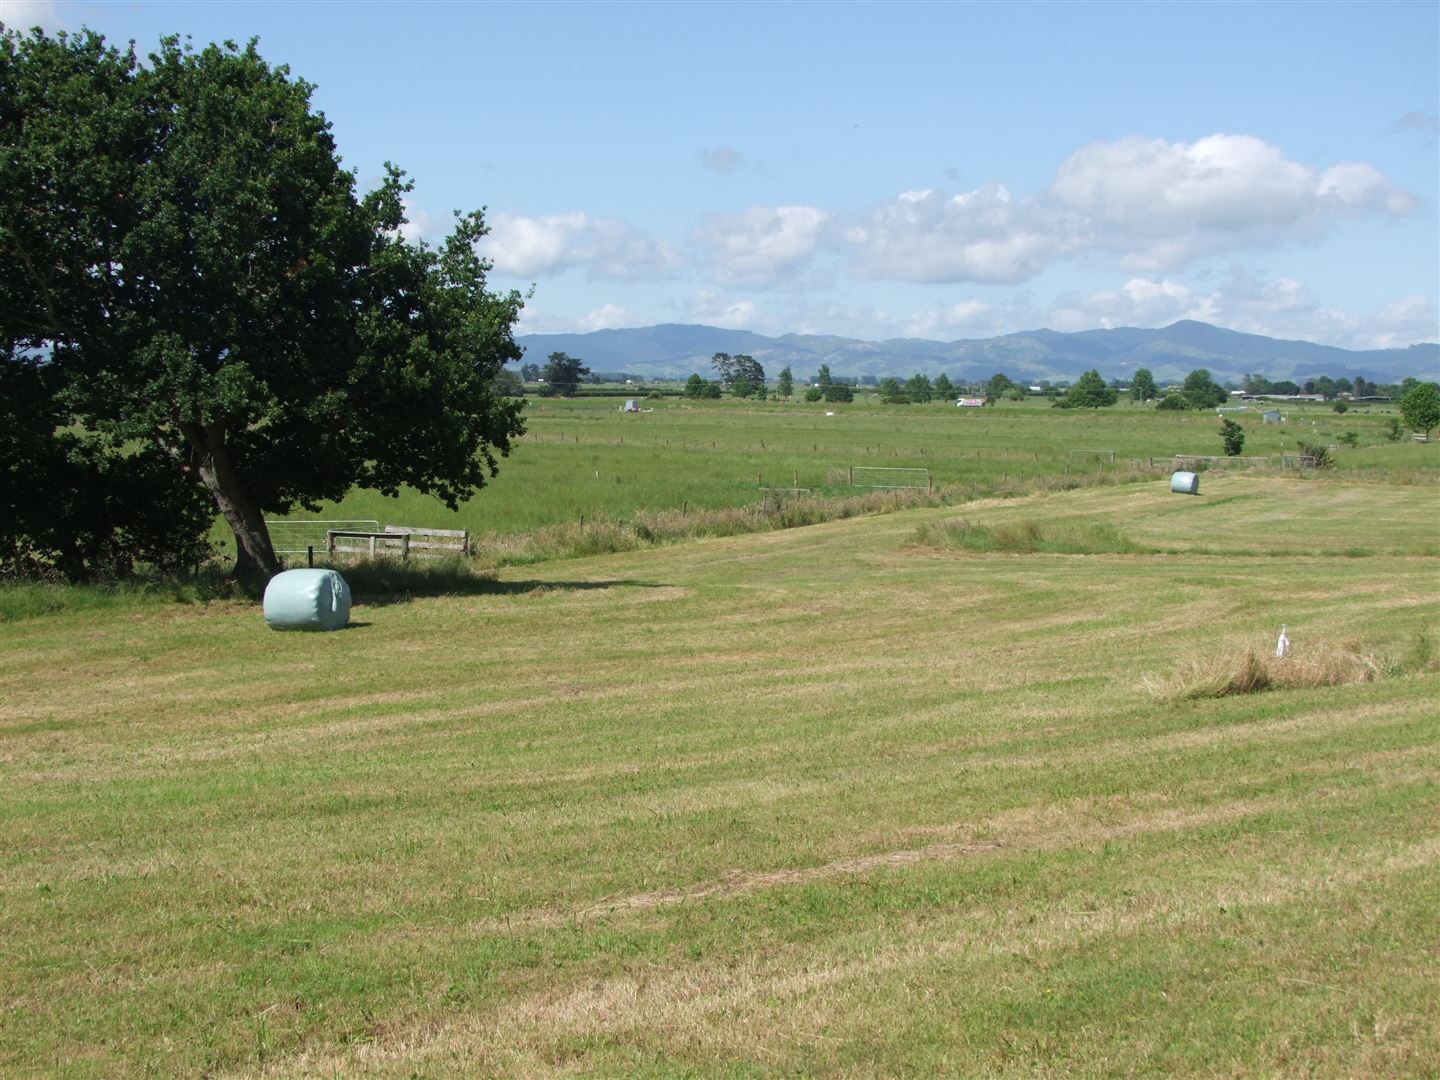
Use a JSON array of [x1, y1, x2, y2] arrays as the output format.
[[816, 364, 833, 386], [822, 384, 854, 403], [683, 374, 723, 399], [1338, 431, 1360, 448], [1130, 368, 1158, 402], [1156, 393, 1190, 411], [1054, 369, 1118, 408], [987, 373, 1014, 397], [904, 374, 933, 403], [731, 378, 756, 399], [1296, 442, 1335, 469], [1, 361, 215, 580], [0, 30, 525, 586], [933, 373, 955, 398], [803, 387, 824, 402], [541, 352, 589, 397], [879, 377, 905, 403], [1219, 417, 1245, 456], [776, 366, 794, 399], [733, 354, 764, 386], [1182, 369, 1227, 409], [1399, 381, 1440, 437]]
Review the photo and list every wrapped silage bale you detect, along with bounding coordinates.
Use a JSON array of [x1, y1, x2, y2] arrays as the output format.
[[263, 568, 352, 631], [1170, 471, 1200, 495]]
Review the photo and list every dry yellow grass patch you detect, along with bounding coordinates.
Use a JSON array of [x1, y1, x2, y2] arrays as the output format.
[[1143, 639, 1396, 700]]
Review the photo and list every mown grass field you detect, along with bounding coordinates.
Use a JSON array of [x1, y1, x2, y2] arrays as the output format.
[[278, 395, 1426, 546], [4, 472, 1437, 1076]]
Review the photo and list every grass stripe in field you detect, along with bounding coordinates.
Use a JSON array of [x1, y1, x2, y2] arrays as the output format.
[[1, 474, 1436, 1075]]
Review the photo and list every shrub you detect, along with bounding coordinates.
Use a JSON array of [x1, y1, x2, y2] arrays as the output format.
[[1296, 442, 1334, 469], [803, 388, 824, 402], [1332, 401, 1349, 414], [1156, 393, 1189, 411], [1219, 417, 1245, 456]]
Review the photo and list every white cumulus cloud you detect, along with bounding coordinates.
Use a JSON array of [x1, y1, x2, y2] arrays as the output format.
[[901, 299, 996, 338], [396, 201, 432, 246], [845, 184, 1068, 285], [0, 0, 65, 30], [1050, 134, 1415, 270], [578, 303, 645, 331], [480, 211, 681, 281], [686, 289, 760, 330], [693, 205, 830, 286]]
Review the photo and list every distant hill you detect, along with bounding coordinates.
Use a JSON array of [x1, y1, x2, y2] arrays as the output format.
[[517, 320, 1440, 386]]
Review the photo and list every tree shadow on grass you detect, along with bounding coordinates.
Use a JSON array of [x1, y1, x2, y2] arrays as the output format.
[[351, 578, 670, 608]]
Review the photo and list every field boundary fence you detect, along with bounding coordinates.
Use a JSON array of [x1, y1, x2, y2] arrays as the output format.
[[266, 520, 379, 556], [847, 466, 932, 491]]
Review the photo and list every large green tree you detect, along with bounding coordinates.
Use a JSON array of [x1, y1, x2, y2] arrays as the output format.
[[775, 366, 793, 399], [1130, 368, 1158, 402], [1399, 381, 1440, 438], [540, 352, 589, 397], [1055, 369, 1118, 408], [1182, 369, 1227, 409], [1, 30, 525, 586], [904, 374, 934, 403]]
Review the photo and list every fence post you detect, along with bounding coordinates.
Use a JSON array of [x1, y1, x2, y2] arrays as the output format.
[[402, 534, 410, 563], [307, 545, 314, 568], [848, 466, 854, 485]]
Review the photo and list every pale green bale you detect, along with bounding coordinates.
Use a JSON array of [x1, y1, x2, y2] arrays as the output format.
[[262, 568, 351, 631], [1170, 470, 1200, 495]]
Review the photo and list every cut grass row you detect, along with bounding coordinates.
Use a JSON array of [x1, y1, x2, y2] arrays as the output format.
[[3, 475, 1436, 1075]]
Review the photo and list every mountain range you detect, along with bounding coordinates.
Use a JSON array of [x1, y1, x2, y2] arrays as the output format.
[[516, 320, 1439, 386]]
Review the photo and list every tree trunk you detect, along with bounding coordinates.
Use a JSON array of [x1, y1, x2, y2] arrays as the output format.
[[186, 426, 281, 591]]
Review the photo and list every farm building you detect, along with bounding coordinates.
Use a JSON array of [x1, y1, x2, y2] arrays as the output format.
[[1263, 410, 1282, 423]]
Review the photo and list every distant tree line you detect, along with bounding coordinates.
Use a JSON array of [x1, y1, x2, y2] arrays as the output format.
[[512, 359, 1436, 430]]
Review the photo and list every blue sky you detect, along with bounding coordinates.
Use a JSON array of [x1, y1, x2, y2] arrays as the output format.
[[7, 0, 1438, 350]]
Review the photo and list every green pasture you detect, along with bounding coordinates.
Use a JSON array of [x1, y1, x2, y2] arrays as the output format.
[[273, 396, 1428, 551], [3, 474, 1437, 1076]]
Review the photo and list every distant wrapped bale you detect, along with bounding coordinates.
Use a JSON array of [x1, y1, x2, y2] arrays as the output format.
[[1170, 471, 1200, 495], [263, 569, 352, 631]]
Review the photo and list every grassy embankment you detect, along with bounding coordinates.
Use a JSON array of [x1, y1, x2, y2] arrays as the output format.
[[280, 395, 1429, 545], [3, 473, 1437, 1076]]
